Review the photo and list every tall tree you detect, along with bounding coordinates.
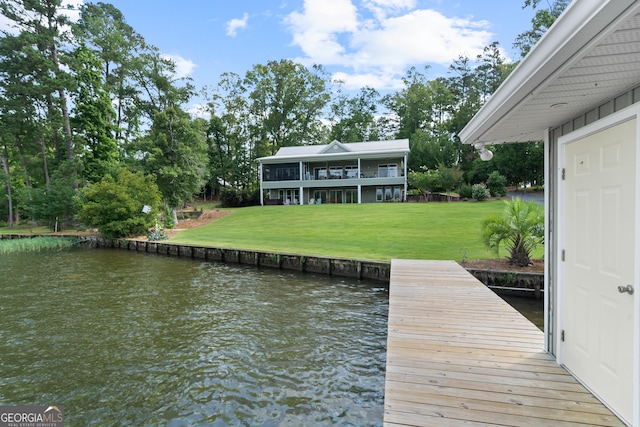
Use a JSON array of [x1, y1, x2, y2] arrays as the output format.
[[70, 45, 118, 183], [492, 142, 544, 187], [202, 71, 255, 192], [73, 2, 147, 144], [245, 60, 331, 155], [328, 85, 381, 142], [0, 0, 76, 161], [475, 42, 511, 102], [383, 66, 434, 139], [447, 55, 482, 135], [137, 106, 208, 221], [514, 0, 571, 57], [437, 163, 464, 201], [408, 130, 457, 172], [0, 0, 84, 226], [0, 143, 13, 226]]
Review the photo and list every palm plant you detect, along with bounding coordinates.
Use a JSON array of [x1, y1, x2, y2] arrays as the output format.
[[481, 198, 544, 266]]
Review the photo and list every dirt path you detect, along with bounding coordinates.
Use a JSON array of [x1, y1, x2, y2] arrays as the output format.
[[164, 209, 233, 237]]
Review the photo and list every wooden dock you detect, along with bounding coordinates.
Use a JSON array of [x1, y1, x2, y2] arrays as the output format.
[[384, 259, 625, 427]]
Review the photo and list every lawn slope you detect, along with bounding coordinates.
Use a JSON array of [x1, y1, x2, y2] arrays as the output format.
[[171, 201, 524, 262]]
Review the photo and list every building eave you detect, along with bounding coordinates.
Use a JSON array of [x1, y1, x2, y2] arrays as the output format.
[[459, 0, 640, 145]]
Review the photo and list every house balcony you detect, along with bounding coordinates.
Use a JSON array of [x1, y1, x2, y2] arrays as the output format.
[[260, 174, 406, 190]]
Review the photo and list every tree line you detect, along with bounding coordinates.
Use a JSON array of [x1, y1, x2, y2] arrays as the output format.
[[0, 0, 567, 233]]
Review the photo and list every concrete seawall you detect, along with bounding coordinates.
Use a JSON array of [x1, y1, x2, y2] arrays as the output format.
[[0, 234, 544, 293], [86, 235, 392, 282]]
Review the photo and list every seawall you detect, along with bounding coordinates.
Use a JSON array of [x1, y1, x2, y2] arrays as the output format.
[[0, 234, 544, 293]]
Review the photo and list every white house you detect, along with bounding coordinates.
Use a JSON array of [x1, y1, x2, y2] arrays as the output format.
[[257, 139, 409, 205], [460, 1, 640, 425]]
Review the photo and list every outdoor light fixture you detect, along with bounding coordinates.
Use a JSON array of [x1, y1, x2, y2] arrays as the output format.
[[474, 142, 494, 161]]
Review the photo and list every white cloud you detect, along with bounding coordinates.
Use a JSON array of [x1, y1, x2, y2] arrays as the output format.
[[352, 10, 491, 68], [0, 0, 83, 35], [226, 13, 249, 37], [285, 0, 494, 90], [363, 0, 415, 21], [187, 103, 210, 119], [61, 0, 83, 22], [285, 0, 359, 64], [332, 70, 403, 91], [161, 54, 197, 79]]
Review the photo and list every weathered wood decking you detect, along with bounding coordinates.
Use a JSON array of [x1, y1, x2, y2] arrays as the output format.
[[384, 259, 625, 427]]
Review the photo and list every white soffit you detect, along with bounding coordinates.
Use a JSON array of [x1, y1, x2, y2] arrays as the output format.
[[459, 0, 640, 145]]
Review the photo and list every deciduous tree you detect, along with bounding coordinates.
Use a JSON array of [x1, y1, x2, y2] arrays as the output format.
[[77, 168, 162, 238], [136, 106, 208, 221], [328, 86, 380, 142], [245, 60, 331, 155], [514, 0, 570, 57]]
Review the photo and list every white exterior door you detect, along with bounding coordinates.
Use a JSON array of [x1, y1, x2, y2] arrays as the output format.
[[561, 117, 637, 424]]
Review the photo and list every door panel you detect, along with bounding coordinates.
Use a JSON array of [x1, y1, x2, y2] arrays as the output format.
[[563, 119, 636, 423]]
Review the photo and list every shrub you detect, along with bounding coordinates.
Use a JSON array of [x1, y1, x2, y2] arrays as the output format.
[[472, 183, 491, 201], [220, 188, 260, 207], [486, 171, 507, 197], [163, 205, 176, 229], [481, 198, 544, 266], [77, 169, 162, 238], [458, 184, 473, 199], [147, 226, 169, 241], [32, 160, 81, 230]]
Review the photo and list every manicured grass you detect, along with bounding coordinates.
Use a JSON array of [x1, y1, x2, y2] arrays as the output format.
[[0, 226, 51, 234], [171, 201, 543, 262]]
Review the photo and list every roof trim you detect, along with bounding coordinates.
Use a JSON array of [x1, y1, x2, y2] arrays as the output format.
[[459, 0, 640, 145], [257, 139, 409, 163], [319, 140, 352, 153]]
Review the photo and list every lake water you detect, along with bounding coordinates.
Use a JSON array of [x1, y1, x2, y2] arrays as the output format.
[[0, 249, 388, 426]]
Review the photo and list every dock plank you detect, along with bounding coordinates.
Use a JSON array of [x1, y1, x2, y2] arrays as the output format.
[[383, 259, 625, 427]]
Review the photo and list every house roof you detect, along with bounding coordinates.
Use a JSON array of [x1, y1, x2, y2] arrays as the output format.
[[258, 139, 409, 162], [459, 0, 640, 145]]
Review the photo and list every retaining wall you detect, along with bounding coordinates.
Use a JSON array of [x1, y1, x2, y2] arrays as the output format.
[[1, 234, 544, 293], [466, 268, 545, 299], [88, 236, 391, 282]]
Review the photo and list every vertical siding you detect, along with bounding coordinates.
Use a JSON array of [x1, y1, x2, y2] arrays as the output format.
[[547, 83, 640, 356]]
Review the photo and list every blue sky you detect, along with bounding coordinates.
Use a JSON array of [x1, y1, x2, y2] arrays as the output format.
[[2, 0, 538, 112], [100, 0, 535, 96]]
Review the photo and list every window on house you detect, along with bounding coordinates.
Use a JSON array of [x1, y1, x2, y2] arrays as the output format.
[[315, 168, 327, 180], [278, 189, 299, 204], [329, 166, 343, 178], [378, 164, 398, 178], [385, 187, 392, 201], [376, 187, 383, 202], [394, 186, 402, 201], [314, 190, 327, 203], [345, 166, 358, 178], [263, 163, 300, 181], [329, 189, 343, 203]]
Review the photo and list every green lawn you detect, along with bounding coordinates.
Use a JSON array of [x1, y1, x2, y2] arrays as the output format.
[[171, 201, 542, 262]]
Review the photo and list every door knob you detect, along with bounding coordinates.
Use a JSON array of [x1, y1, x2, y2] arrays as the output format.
[[617, 285, 634, 295]]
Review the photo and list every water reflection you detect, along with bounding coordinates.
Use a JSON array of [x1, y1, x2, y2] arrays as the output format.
[[499, 294, 544, 331], [0, 249, 388, 426]]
